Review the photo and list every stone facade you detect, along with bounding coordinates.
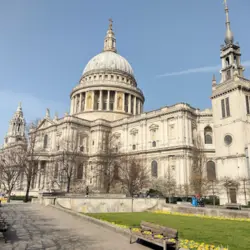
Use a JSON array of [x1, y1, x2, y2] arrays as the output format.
[[1, 4, 250, 205]]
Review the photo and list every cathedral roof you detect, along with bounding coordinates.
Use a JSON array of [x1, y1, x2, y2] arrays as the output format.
[[82, 51, 134, 77]]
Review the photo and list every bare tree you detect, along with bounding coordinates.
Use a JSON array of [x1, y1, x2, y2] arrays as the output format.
[[56, 138, 80, 193], [95, 132, 121, 193], [119, 155, 150, 197], [23, 121, 40, 202], [183, 183, 191, 198], [207, 179, 221, 206], [0, 147, 26, 202], [190, 135, 209, 196], [152, 167, 176, 202], [238, 177, 250, 205]]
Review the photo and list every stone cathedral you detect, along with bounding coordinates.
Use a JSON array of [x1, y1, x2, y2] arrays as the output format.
[[2, 2, 250, 205]]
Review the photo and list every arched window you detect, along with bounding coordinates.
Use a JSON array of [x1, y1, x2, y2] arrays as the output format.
[[77, 164, 83, 179], [204, 126, 213, 144], [207, 161, 216, 181], [151, 160, 158, 177], [54, 163, 59, 179], [43, 135, 48, 148], [152, 141, 156, 147]]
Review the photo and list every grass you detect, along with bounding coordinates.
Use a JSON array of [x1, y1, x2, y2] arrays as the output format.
[[87, 212, 250, 250]]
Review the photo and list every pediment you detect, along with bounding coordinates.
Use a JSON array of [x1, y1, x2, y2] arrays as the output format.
[[130, 128, 138, 135], [36, 118, 55, 130], [113, 132, 121, 139], [149, 124, 159, 131]]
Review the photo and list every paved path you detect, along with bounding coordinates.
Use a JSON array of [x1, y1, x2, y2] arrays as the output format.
[[0, 203, 149, 250]]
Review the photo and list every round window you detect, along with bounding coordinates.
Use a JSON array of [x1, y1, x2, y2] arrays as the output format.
[[224, 135, 233, 146]]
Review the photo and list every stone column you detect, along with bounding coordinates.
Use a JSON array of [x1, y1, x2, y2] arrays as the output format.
[[122, 93, 125, 112], [99, 90, 103, 110], [84, 92, 88, 111], [70, 98, 73, 115], [75, 96, 78, 113], [114, 91, 117, 111], [133, 96, 136, 115], [79, 93, 82, 112], [107, 91, 110, 111], [128, 94, 132, 114], [72, 97, 75, 114]]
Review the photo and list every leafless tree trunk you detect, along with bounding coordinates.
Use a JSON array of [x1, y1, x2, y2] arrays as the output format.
[[95, 132, 121, 193], [23, 121, 41, 202], [119, 155, 149, 197], [238, 177, 250, 205], [152, 167, 176, 202], [190, 135, 209, 196], [0, 147, 26, 202], [56, 139, 80, 193]]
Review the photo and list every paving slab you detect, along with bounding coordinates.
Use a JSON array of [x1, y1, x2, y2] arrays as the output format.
[[0, 203, 149, 250]]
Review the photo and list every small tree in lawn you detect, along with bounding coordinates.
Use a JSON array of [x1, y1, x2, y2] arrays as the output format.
[[96, 132, 121, 193], [152, 167, 176, 202], [190, 135, 209, 197], [0, 147, 26, 202], [119, 155, 149, 197]]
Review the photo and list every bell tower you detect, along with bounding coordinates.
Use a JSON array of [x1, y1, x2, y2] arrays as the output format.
[[220, 0, 244, 83], [211, 0, 250, 205], [4, 103, 26, 147]]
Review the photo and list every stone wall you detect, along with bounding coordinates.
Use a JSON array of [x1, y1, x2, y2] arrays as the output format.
[[32, 196, 250, 219], [158, 203, 250, 219], [33, 197, 163, 213]]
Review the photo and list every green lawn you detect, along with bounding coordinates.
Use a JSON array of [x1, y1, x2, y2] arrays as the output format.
[[87, 212, 249, 250]]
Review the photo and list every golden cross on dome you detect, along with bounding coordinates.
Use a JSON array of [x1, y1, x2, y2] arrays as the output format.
[[109, 18, 113, 30]]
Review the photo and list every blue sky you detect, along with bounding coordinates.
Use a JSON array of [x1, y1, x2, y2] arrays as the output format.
[[0, 0, 250, 141]]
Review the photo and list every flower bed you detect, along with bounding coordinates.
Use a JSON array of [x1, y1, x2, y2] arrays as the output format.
[[151, 210, 250, 222], [100, 219, 228, 250]]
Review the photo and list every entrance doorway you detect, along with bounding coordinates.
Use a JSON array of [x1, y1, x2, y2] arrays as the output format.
[[229, 188, 237, 203]]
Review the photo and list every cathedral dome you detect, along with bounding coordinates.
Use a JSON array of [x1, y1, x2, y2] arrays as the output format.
[[70, 19, 144, 122], [82, 51, 134, 77]]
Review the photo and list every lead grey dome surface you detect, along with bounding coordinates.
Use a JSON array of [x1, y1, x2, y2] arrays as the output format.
[[82, 51, 134, 77]]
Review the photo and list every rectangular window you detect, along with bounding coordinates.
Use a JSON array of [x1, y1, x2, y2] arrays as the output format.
[[221, 99, 225, 118], [226, 69, 231, 80], [226, 97, 230, 116], [221, 97, 230, 118], [246, 95, 250, 114]]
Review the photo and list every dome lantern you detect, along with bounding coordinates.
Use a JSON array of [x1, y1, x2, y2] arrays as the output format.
[[103, 18, 117, 53]]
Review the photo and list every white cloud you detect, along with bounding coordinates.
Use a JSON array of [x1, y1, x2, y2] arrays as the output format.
[[156, 60, 250, 78]]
